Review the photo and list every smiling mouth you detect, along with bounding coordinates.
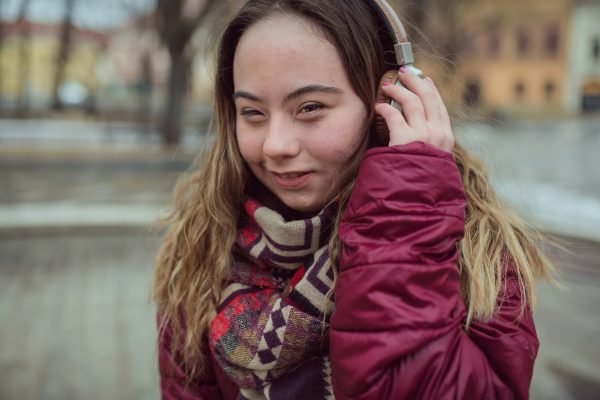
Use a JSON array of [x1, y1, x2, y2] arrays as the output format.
[[279, 172, 308, 179], [270, 171, 313, 188]]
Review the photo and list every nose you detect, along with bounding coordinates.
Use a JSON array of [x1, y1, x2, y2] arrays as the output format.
[[263, 115, 301, 161]]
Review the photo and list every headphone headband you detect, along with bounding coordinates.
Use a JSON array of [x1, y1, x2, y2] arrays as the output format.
[[364, 0, 414, 67], [366, 0, 407, 43]]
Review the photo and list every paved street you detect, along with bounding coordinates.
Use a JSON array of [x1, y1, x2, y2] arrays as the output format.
[[530, 238, 600, 400], [458, 116, 600, 199], [457, 115, 600, 242], [0, 117, 599, 399], [0, 233, 161, 400]]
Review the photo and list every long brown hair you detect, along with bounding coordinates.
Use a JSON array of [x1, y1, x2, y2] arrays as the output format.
[[152, 0, 557, 380]]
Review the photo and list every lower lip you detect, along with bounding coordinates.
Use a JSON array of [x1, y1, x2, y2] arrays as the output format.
[[270, 172, 314, 189]]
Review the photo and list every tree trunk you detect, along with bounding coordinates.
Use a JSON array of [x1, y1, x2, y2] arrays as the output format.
[[401, 0, 427, 42], [52, 0, 75, 111], [156, 0, 221, 145], [162, 52, 189, 145], [16, 0, 32, 115], [0, 0, 4, 111], [137, 52, 153, 134]]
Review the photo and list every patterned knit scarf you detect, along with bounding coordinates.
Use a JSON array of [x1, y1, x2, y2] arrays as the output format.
[[209, 198, 337, 400]]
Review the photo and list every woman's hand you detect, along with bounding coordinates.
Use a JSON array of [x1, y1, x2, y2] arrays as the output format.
[[375, 67, 454, 152]]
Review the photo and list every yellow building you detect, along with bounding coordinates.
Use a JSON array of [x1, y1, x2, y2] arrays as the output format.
[[0, 21, 105, 106], [412, 0, 573, 119]]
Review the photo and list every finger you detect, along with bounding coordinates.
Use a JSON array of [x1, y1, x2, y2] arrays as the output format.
[[375, 102, 408, 131], [425, 79, 453, 152], [380, 83, 426, 127], [425, 77, 452, 135], [397, 68, 442, 122], [424, 76, 440, 94], [375, 102, 410, 146]]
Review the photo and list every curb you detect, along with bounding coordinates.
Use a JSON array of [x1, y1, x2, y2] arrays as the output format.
[[0, 203, 168, 235], [1, 178, 599, 243], [496, 179, 600, 243]]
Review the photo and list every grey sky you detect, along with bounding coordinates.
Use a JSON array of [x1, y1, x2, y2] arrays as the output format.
[[0, 0, 156, 30]]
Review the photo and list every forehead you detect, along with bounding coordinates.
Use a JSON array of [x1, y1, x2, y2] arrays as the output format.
[[233, 14, 349, 96], [235, 13, 330, 54]]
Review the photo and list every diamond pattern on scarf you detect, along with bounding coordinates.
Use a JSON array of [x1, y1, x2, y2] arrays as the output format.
[[209, 198, 337, 399], [263, 329, 281, 348]]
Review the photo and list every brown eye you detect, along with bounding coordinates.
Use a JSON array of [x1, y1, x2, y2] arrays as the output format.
[[299, 103, 323, 115], [239, 108, 266, 123], [240, 109, 262, 116]]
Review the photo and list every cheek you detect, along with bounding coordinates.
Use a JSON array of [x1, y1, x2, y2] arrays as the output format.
[[236, 128, 262, 164], [309, 136, 362, 172], [312, 114, 368, 164]]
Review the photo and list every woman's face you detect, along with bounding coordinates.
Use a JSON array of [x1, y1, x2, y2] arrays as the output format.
[[233, 14, 369, 214]]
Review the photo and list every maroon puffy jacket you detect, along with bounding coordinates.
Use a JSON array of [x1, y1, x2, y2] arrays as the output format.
[[158, 142, 538, 400]]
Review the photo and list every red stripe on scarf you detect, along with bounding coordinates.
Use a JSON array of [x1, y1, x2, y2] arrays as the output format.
[[284, 265, 306, 309]]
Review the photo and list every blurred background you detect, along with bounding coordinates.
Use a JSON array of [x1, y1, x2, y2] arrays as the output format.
[[0, 0, 598, 399]]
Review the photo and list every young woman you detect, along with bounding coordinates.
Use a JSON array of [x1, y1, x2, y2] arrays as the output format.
[[152, 0, 557, 399]]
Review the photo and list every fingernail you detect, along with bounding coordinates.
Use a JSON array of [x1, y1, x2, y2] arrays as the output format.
[[425, 77, 434, 84], [399, 67, 408, 73], [375, 102, 381, 105], [383, 82, 392, 86]]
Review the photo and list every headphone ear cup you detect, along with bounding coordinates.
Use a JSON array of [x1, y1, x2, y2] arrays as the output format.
[[374, 70, 399, 145]]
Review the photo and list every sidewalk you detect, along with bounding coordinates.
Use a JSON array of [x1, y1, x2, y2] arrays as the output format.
[[0, 118, 201, 233], [495, 178, 600, 242], [0, 202, 166, 231], [457, 115, 600, 243]]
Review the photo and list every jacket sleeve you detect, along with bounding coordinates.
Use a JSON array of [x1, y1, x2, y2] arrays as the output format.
[[157, 313, 224, 400], [330, 142, 539, 400]]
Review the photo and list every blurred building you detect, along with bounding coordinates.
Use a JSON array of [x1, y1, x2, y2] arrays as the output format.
[[565, 0, 600, 113], [451, 0, 572, 119], [0, 20, 106, 111], [98, 12, 168, 116], [99, 11, 216, 115], [2, 0, 597, 122]]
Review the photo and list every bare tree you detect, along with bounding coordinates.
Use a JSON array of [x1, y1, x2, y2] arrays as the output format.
[[51, 0, 76, 110], [156, 0, 220, 145], [16, 0, 32, 114], [428, 0, 480, 65], [0, 0, 4, 110], [137, 49, 154, 131], [393, 0, 427, 42], [391, 0, 484, 110]]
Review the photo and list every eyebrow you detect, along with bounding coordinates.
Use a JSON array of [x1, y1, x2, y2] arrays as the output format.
[[232, 84, 343, 104], [232, 91, 261, 103], [284, 84, 343, 102]]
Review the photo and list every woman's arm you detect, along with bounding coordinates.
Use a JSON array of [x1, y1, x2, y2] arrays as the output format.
[[330, 142, 538, 400]]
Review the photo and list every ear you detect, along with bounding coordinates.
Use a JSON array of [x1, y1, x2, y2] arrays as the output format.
[[374, 70, 399, 145]]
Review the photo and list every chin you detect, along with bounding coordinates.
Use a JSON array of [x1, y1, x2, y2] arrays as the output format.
[[282, 196, 326, 216]]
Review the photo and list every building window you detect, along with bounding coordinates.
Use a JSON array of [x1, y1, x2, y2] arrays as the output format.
[[515, 82, 525, 100], [593, 37, 600, 62], [545, 81, 555, 101], [582, 81, 600, 112], [488, 28, 500, 56], [463, 82, 481, 106], [545, 24, 559, 56], [517, 28, 530, 56], [460, 32, 476, 55]]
